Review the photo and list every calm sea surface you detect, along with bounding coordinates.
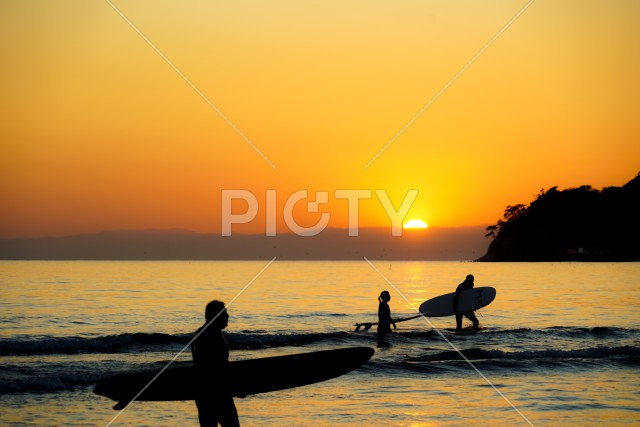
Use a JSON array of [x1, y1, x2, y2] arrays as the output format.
[[1, 261, 639, 426]]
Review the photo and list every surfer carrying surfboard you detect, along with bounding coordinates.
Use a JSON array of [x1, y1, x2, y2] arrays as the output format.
[[453, 275, 480, 332], [191, 300, 240, 427], [377, 291, 397, 336]]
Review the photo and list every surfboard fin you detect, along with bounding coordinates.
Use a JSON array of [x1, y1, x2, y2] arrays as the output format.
[[354, 323, 373, 332]]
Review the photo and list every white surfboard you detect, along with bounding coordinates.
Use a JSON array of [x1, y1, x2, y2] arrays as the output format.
[[419, 287, 496, 317]]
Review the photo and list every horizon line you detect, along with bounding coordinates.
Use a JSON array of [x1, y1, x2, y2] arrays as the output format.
[[0, 225, 491, 240]]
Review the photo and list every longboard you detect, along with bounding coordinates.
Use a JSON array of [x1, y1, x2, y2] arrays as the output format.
[[354, 314, 422, 331], [419, 286, 496, 317], [94, 346, 374, 409]]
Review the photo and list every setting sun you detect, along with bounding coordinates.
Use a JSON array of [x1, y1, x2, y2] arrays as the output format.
[[403, 219, 428, 229]]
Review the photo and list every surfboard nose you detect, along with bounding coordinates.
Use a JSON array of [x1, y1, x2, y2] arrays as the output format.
[[353, 346, 375, 364]]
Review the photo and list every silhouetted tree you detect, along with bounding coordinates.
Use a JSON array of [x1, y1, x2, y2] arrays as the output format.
[[485, 203, 527, 238]]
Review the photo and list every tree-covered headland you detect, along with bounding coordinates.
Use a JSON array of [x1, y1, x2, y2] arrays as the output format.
[[479, 173, 640, 261]]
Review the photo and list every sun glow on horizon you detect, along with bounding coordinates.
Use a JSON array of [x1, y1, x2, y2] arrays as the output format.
[[403, 219, 428, 229]]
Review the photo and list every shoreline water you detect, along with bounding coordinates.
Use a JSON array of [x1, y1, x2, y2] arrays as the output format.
[[1, 261, 639, 426]]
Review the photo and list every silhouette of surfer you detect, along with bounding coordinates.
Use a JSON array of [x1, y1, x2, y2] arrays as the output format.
[[377, 290, 397, 337], [453, 275, 480, 332], [191, 300, 240, 427]]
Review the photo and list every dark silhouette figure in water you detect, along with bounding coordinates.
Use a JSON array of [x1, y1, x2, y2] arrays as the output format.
[[191, 300, 240, 427], [453, 275, 480, 332], [377, 290, 397, 337]]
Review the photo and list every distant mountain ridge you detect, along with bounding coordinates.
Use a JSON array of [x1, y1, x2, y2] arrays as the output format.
[[0, 227, 489, 261], [479, 174, 640, 261]]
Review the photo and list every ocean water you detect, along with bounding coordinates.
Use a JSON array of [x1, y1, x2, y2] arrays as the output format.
[[0, 260, 639, 426]]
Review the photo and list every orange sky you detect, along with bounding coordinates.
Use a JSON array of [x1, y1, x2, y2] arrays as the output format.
[[1, 1, 639, 238]]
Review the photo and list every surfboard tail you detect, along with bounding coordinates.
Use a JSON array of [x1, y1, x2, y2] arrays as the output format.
[[113, 400, 128, 410]]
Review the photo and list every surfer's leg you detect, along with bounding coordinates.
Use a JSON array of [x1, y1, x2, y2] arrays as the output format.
[[376, 323, 390, 336], [218, 396, 240, 427], [465, 312, 479, 330], [455, 313, 463, 331], [195, 398, 219, 427]]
